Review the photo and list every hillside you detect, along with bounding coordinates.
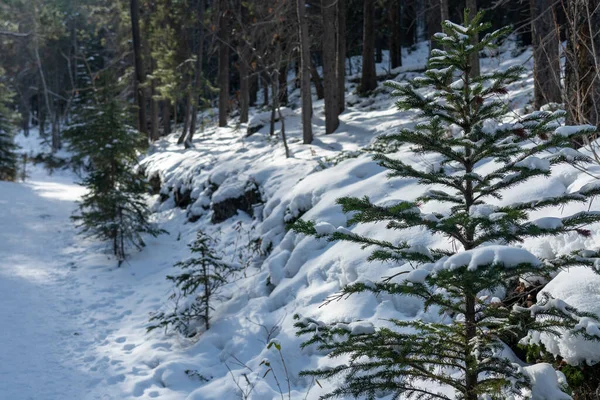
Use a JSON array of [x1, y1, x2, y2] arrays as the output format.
[[2, 40, 600, 400]]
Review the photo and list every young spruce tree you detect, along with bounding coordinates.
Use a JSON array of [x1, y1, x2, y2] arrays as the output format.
[[0, 72, 18, 181], [294, 12, 600, 399], [149, 231, 236, 336], [64, 74, 162, 265]]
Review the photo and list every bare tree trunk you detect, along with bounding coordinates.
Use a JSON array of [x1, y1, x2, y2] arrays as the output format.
[[375, 35, 383, 63], [322, 0, 339, 133], [279, 105, 290, 158], [416, 0, 426, 43], [530, 0, 561, 109], [238, 2, 250, 124], [173, 100, 177, 125], [21, 107, 30, 137], [218, 0, 230, 127], [130, 0, 147, 137], [239, 58, 249, 123], [466, 0, 480, 78], [564, 0, 600, 131], [427, 0, 442, 53], [163, 101, 171, 136], [271, 41, 290, 157], [187, 0, 206, 143], [52, 113, 60, 151], [150, 59, 159, 141], [32, 10, 57, 150], [440, 0, 449, 23], [178, 91, 192, 144], [310, 58, 325, 100], [270, 78, 277, 136], [337, 0, 346, 113], [39, 101, 45, 137], [359, 0, 377, 95], [389, 0, 402, 69], [249, 72, 258, 106], [298, 0, 313, 144], [187, 110, 197, 148], [278, 64, 288, 105], [262, 74, 269, 106]]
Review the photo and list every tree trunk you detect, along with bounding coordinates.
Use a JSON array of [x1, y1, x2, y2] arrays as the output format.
[[218, 0, 230, 127], [466, 0, 480, 78], [130, 0, 147, 137], [188, 0, 205, 143], [237, 0, 249, 124], [298, 0, 313, 144], [262, 74, 269, 106], [32, 12, 57, 150], [359, 0, 377, 95], [39, 103, 45, 137], [375, 36, 383, 63], [564, 0, 600, 131], [278, 64, 288, 105], [530, 0, 561, 109], [203, 262, 210, 330], [464, 294, 478, 400], [163, 101, 171, 136], [249, 72, 258, 106], [416, 0, 426, 42], [279, 105, 290, 158], [51, 113, 60, 151], [178, 91, 192, 144], [239, 56, 249, 123], [294, 56, 301, 89], [150, 61, 159, 141], [427, 0, 442, 53], [187, 110, 197, 149], [337, 0, 346, 113], [440, 0, 449, 23], [21, 107, 29, 137], [322, 0, 339, 133], [310, 58, 325, 100], [389, 0, 402, 69], [270, 78, 277, 137]]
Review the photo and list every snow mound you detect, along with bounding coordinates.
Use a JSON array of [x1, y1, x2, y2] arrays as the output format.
[[520, 363, 571, 400], [532, 267, 600, 365], [434, 246, 541, 272]]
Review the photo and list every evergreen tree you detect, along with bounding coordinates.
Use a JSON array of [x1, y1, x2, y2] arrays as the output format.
[[64, 74, 162, 265], [293, 12, 600, 399], [0, 71, 18, 181], [148, 231, 236, 336]]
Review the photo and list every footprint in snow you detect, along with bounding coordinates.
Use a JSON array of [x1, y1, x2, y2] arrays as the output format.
[[106, 374, 126, 384]]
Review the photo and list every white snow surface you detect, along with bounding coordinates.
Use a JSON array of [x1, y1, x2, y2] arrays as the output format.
[[2, 42, 600, 400], [434, 245, 541, 272], [531, 266, 600, 365], [519, 364, 571, 400]]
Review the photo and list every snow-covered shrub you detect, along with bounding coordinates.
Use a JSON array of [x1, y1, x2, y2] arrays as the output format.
[[293, 12, 600, 400]]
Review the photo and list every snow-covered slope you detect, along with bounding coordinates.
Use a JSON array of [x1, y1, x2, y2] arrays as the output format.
[[3, 42, 600, 400]]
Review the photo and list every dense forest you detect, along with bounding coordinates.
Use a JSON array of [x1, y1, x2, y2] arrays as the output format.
[[2, 0, 600, 399], [1, 0, 598, 151]]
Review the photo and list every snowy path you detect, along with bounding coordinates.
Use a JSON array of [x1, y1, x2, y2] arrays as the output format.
[[0, 171, 103, 400]]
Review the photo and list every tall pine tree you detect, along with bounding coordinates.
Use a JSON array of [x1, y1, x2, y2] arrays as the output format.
[[0, 70, 18, 181], [294, 12, 600, 399], [64, 74, 162, 265]]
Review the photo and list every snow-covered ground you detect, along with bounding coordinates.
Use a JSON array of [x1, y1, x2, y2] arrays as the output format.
[[0, 167, 91, 399], [2, 41, 600, 400]]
